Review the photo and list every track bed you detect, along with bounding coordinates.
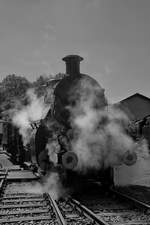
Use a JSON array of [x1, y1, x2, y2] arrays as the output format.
[[74, 183, 150, 225]]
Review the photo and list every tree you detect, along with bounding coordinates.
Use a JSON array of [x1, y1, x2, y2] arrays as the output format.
[[0, 74, 31, 116], [33, 74, 53, 97], [2, 74, 31, 97]]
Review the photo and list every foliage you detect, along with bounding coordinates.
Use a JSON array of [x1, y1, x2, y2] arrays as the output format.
[[33, 75, 53, 97], [0, 73, 67, 119], [0, 74, 31, 117], [2, 74, 30, 96]]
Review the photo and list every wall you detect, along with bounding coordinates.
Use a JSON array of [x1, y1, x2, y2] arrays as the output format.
[[114, 156, 150, 187]]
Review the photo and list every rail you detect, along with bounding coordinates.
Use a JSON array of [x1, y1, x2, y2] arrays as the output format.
[[0, 169, 8, 197], [44, 193, 66, 225], [70, 186, 150, 225], [0, 190, 66, 224], [70, 198, 109, 225], [110, 188, 150, 212]]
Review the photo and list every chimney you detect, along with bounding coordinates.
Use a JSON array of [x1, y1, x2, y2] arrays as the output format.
[[62, 55, 83, 76]]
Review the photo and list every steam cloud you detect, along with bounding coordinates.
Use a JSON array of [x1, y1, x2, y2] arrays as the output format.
[[6, 173, 66, 200], [11, 89, 66, 199], [12, 89, 49, 145], [67, 78, 149, 173], [29, 172, 67, 200], [10, 76, 149, 195]]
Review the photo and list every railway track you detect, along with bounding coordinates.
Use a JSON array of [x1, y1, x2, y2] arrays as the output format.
[[57, 196, 113, 225], [0, 173, 109, 225], [74, 183, 150, 225], [2, 168, 142, 225], [0, 175, 66, 225], [1, 153, 150, 225], [0, 153, 99, 225], [1, 172, 150, 225], [0, 167, 112, 225]]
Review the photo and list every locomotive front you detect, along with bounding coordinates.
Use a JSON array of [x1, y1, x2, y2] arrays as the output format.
[[35, 55, 137, 187], [35, 55, 107, 173], [53, 55, 108, 171]]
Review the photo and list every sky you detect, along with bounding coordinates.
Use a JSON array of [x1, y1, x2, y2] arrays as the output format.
[[0, 0, 150, 103]]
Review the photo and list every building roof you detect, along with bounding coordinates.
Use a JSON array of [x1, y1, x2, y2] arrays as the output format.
[[117, 93, 150, 121], [120, 93, 150, 103]]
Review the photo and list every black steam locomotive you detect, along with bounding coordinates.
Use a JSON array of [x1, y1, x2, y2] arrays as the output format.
[[0, 55, 139, 188], [32, 55, 137, 187], [33, 55, 113, 186]]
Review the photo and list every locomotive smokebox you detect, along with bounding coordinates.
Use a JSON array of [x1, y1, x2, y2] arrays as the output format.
[[62, 55, 83, 76]]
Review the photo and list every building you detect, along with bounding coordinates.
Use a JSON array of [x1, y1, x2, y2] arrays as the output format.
[[114, 93, 150, 187], [117, 93, 150, 122]]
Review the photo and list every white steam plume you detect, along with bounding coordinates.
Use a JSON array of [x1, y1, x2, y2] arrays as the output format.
[[68, 78, 149, 173], [28, 172, 67, 200], [42, 172, 68, 200], [7, 172, 67, 200], [12, 89, 49, 145]]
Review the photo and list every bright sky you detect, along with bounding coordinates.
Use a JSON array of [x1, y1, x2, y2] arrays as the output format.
[[0, 0, 150, 103]]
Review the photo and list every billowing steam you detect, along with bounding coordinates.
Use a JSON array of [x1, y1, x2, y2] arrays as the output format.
[[11, 90, 66, 199], [42, 172, 68, 200], [6, 173, 67, 200], [67, 78, 149, 173], [12, 89, 49, 144], [31, 172, 67, 200], [9, 74, 150, 195]]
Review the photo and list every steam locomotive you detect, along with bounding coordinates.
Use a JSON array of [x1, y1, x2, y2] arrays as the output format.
[[0, 55, 139, 188], [32, 55, 113, 186], [32, 55, 137, 187]]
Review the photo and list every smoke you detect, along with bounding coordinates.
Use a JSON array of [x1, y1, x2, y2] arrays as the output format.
[[42, 172, 68, 200], [12, 89, 49, 145], [9, 75, 150, 194], [7, 173, 67, 200], [26, 172, 67, 200], [11, 88, 67, 200], [67, 77, 149, 173]]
